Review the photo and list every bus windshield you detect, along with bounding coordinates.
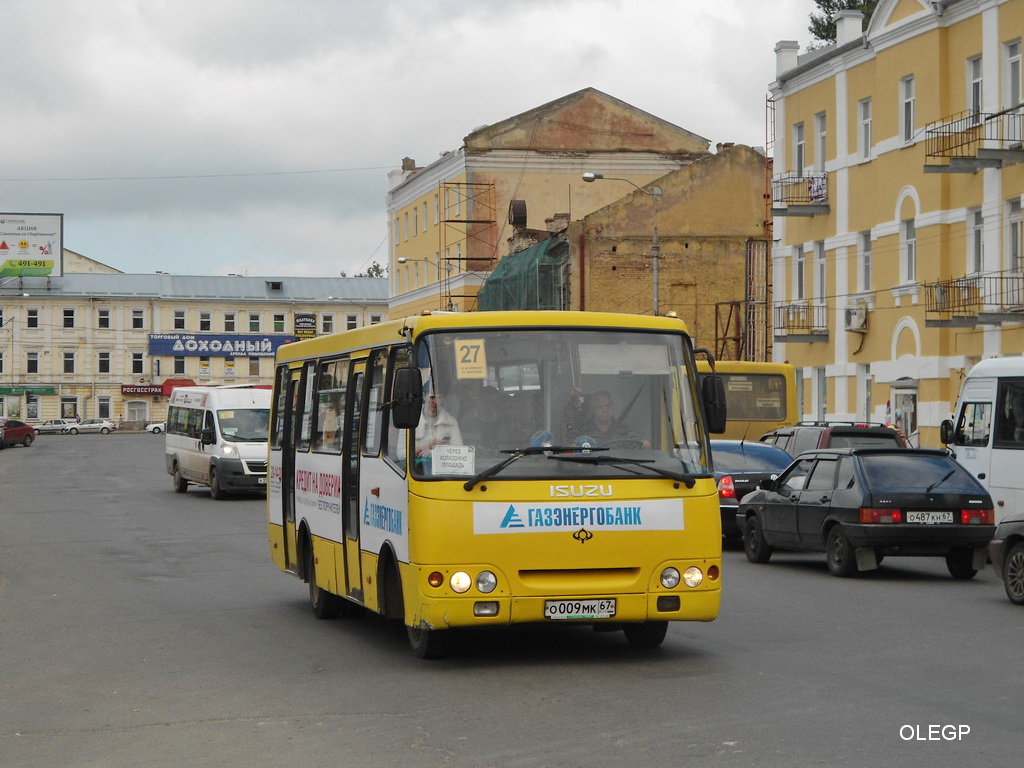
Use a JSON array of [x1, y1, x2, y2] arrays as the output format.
[[217, 408, 270, 442], [411, 328, 711, 481]]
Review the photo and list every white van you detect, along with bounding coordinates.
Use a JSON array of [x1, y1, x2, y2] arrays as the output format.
[[941, 357, 1024, 522], [165, 384, 272, 499]]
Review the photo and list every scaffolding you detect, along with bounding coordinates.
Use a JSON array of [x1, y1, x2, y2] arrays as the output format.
[[439, 181, 498, 311]]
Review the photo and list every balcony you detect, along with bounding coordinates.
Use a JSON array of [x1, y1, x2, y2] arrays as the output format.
[[773, 301, 829, 341], [924, 108, 1024, 173], [923, 272, 1024, 326], [770, 172, 830, 216]]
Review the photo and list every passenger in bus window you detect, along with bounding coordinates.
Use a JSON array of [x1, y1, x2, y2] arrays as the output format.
[[415, 394, 463, 457], [1009, 386, 1024, 442]]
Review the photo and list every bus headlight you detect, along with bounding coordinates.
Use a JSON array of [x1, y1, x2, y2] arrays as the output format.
[[660, 567, 681, 589], [683, 567, 704, 588], [220, 444, 236, 455], [450, 571, 472, 593], [476, 571, 497, 593]]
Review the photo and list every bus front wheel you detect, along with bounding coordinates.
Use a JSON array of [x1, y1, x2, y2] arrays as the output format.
[[406, 623, 451, 659], [623, 621, 668, 649]]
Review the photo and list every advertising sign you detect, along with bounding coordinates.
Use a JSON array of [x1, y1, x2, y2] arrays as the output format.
[[0, 213, 63, 277], [148, 333, 294, 358], [294, 313, 317, 341]]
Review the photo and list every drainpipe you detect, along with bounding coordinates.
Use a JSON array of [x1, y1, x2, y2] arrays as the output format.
[[577, 234, 586, 311]]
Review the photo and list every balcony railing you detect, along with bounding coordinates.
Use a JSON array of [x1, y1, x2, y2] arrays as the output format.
[[924, 272, 1024, 320], [774, 301, 828, 336], [771, 172, 829, 214], [924, 107, 1024, 171]]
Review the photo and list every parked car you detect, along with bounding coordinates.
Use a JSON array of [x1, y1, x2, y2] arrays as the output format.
[[34, 418, 75, 435], [988, 511, 1024, 605], [711, 440, 794, 540], [1, 418, 36, 447], [738, 448, 995, 578], [759, 421, 911, 457], [65, 418, 118, 435], [146, 421, 166, 434]]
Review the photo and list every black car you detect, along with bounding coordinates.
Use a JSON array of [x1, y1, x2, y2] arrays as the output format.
[[711, 440, 793, 540], [759, 421, 910, 457], [738, 448, 995, 578], [988, 511, 1024, 605]]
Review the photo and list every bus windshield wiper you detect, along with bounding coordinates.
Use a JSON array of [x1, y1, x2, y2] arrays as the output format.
[[463, 445, 607, 491], [549, 454, 698, 488]]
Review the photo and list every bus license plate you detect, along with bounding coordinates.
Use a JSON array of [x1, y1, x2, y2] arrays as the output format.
[[906, 510, 953, 524], [544, 599, 616, 620]]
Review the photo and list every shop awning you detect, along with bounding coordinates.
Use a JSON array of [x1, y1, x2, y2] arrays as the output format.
[[161, 378, 197, 395]]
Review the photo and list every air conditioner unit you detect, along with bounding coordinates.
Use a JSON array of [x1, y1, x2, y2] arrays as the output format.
[[844, 305, 869, 332]]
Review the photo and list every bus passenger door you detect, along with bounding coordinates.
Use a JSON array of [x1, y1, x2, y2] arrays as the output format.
[[279, 369, 303, 572], [342, 364, 366, 601]]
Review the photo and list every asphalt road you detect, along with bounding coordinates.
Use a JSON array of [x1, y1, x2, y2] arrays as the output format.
[[1, 434, 1019, 767]]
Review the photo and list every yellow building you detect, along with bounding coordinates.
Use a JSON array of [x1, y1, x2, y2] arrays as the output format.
[[770, 0, 1024, 446], [386, 88, 712, 317], [0, 251, 387, 425]]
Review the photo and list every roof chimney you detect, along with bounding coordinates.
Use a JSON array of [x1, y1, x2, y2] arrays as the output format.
[[401, 157, 417, 171], [835, 9, 864, 46], [775, 41, 800, 77]]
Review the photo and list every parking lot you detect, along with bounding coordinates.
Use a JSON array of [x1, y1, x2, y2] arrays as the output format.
[[0, 434, 1019, 767]]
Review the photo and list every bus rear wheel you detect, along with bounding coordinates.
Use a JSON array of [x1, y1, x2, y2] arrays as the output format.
[[172, 463, 188, 493], [623, 621, 668, 649], [307, 546, 342, 619]]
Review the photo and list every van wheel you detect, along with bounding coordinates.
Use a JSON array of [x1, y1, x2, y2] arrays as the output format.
[[209, 468, 226, 500], [172, 464, 188, 493]]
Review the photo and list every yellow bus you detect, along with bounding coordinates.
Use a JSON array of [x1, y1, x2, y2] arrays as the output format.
[[267, 311, 726, 657], [697, 361, 797, 441]]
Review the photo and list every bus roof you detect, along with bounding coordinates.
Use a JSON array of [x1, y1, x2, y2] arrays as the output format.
[[275, 311, 693, 364], [965, 356, 1024, 379]]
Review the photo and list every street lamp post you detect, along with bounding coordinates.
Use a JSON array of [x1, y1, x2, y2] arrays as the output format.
[[582, 172, 663, 316]]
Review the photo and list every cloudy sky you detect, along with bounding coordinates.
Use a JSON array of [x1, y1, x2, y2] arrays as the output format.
[[4, 0, 816, 279]]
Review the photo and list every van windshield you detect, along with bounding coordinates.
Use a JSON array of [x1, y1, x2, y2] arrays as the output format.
[[218, 408, 270, 442]]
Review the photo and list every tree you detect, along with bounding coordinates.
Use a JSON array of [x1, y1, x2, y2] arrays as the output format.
[[363, 261, 386, 278], [808, 0, 878, 45]]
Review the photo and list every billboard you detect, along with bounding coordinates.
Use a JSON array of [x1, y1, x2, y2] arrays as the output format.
[[0, 213, 63, 277], [148, 333, 294, 358]]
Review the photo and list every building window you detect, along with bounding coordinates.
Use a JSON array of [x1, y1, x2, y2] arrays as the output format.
[[248, 312, 260, 332], [1009, 199, 1023, 273], [347, 314, 358, 330], [814, 241, 826, 300], [98, 396, 112, 419], [98, 308, 111, 329], [1007, 40, 1022, 111], [174, 356, 186, 375], [27, 309, 39, 328], [132, 309, 144, 329], [423, 202, 428, 231], [793, 122, 805, 176], [796, 250, 806, 301], [27, 351, 39, 374], [174, 309, 186, 330], [322, 313, 334, 333], [413, 206, 418, 236], [860, 232, 872, 292], [63, 308, 75, 328], [273, 312, 285, 333], [404, 212, 409, 241], [968, 56, 983, 122], [63, 351, 75, 374], [433, 194, 439, 224], [132, 352, 144, 374], [98, 351, 111, 374], [200, 311, 212, 331], [224, 312, 235, 332], [0, 308, 4, 329], [903, 219, 917, 282], [970, 209, 984, 273], [370, 314, 382, 325], [0, 351, 3, 375], [199, 356, 211, 379], [901, 76, 915, 143], [860, 95, 874, 157], [815, 112, 827, 172], [249, 358, 260, 376]]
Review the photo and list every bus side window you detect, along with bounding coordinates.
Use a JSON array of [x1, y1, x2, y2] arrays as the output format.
[[959, 402, 992, 446], [996, 382, 1024, 446], [363, 349, 387, 457]]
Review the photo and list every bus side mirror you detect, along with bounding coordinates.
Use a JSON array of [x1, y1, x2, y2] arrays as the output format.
[[702, 374, 728, 434], [391, 367, 423, 429], [939, 419, 954, 445], [201, 427, 216, 446]]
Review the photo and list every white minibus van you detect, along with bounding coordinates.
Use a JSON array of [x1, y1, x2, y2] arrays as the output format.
[[165, 384, 272, 499], [941, 357, 1024, 522]]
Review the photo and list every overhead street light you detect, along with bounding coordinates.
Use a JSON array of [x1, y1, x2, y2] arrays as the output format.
[[583, 172, 663, 316]]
